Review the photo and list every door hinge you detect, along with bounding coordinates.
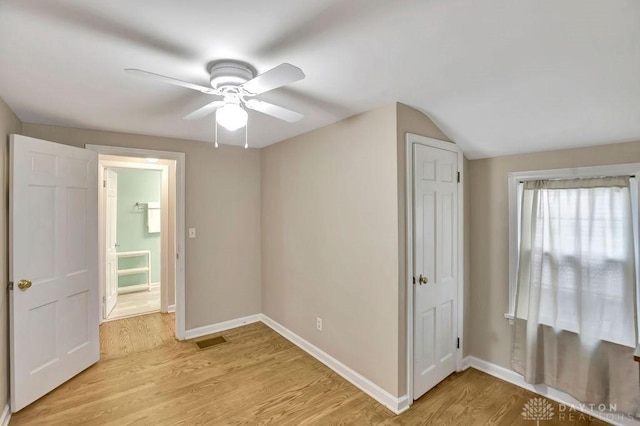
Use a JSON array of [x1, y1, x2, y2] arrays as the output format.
[[102, 296, 106, 303], [457, 337, 460, 349], [103, 179, 107, 188], [457, 172, 461, 183], [7, 281, 13, 291], [412, 276, 415, 285]]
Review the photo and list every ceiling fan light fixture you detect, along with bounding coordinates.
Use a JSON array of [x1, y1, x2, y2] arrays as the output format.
[[209, 74, 248, 89], [208, 61, 255, 89], [216, 103, 247, 131]]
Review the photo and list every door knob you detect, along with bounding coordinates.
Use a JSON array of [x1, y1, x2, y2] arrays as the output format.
[[17, 279, 32, 291], [418, 275, 428, 285]]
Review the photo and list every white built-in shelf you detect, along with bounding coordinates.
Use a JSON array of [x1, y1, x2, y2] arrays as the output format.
[[117, 250, 151, 293], [118, 250, 152, 258], [117, 267, 150, 276]]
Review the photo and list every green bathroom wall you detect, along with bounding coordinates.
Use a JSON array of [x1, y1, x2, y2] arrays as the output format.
[[114, 168, 162, 287]]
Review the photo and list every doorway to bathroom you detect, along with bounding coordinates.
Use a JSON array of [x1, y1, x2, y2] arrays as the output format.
[[89, 144, 185, 338], [99, 155, 173, 321]]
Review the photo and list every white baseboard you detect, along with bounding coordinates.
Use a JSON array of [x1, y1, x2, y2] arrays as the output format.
[[463, 356, 639, 426], [0, 403, 10, 426], [184, 314, 261, 340], [167, 304, 175, 313], [260, 314, 409, 415]]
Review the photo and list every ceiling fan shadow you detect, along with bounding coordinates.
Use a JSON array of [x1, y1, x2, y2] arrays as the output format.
[[17, 2, 195, 60], [270, 87, 354, 119], [147, 92, 208, 117], [254, 0, 391, 56]]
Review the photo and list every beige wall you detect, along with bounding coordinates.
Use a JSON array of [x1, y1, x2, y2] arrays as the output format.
[[0, 98, 22, 412], [395, 103, 459, 393], [261, 104, 402, 395], [21, 123, 262, 330], [261, 102, 459, 398], [467, 139, 640, 368]]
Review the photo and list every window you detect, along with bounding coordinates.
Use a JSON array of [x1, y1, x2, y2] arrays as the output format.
[[507, 164, 640, 347]]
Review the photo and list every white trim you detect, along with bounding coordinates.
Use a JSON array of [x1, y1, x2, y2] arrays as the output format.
[[507, 163, 640, 319], [0, 404, 10, 426], [463, 356, 639, 425], [86, 144, 186, 340], [184, 314, 262, 340], [405, 134, 465, 403], [405, 135, 414, 404], [167, 304, 175, 313], [260, 314, 409, 415]]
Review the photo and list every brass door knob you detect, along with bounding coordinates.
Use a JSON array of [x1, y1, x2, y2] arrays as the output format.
[[418, 275, 428, 285], [17, 279, 32, 291]]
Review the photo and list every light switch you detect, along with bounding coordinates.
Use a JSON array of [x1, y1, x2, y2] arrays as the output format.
[[188, 228, 196, 239]]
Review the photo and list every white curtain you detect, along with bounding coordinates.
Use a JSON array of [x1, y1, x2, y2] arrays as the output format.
[[512, 176, 640, 416]]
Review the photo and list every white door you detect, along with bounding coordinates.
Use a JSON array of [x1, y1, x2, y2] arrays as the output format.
[[104, 168, 118, 317], [412, 143, 458, 399], [10, 134, 99, 412]]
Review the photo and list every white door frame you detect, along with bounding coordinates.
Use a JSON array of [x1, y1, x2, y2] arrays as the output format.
[[99, 160, 169, 318], [103, 167, 119, 318], [86, 145, 186, 340], [405, 133, 464, 403]]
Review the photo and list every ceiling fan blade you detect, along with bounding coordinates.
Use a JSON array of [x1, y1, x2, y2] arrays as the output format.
[[125, 68, 220, 95], [183, 100, 226, 120], [245, 99, 304, 122], [240, 63, 305, 95]]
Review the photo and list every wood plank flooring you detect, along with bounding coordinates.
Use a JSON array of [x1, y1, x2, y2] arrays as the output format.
[[99, 311, 176, 360], [106, 285, 160, 320], [10, 313, 609, 425]]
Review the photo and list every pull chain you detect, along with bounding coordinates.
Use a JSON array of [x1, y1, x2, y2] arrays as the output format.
[[214, 109, 219, 148], [244, 117, 248, 149]]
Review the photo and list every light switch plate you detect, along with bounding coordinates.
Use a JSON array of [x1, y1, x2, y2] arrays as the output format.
[[188, 228, 196, 239]]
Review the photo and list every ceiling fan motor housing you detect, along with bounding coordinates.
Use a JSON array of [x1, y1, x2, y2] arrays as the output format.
[[209, 61, 256, 90]]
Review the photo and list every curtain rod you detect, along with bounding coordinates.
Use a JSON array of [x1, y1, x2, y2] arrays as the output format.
[[518, 175, 635, 183]]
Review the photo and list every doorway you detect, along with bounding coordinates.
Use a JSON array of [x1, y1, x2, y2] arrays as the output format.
[[103, 163, 165, 320], [88, 145, 186, 340], [405, 134, 464, 403]]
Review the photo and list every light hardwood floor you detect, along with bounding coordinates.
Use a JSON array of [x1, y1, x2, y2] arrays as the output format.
[[106, 285, 160, 320], [10, 313, 608, 425]]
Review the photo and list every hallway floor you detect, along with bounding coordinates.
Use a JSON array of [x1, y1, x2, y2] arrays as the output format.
[[106, 284, 160, 320]]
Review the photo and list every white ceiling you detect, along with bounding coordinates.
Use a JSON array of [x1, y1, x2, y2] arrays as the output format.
[[0, 0, 638, 159]]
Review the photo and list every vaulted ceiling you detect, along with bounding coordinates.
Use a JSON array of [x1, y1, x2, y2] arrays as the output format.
[[0, 0, 638, 159]]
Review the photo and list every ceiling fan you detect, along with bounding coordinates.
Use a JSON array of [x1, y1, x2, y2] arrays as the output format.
[[125, 60, 305, 147]]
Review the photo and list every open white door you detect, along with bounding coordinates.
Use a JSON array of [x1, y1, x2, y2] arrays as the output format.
[[104, 168, 118, 317], [9, 134, 99, 412], [412, 143, 458, 399]]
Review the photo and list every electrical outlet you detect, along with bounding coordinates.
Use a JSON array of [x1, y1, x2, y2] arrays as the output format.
[[316, 317, 322, 331]]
